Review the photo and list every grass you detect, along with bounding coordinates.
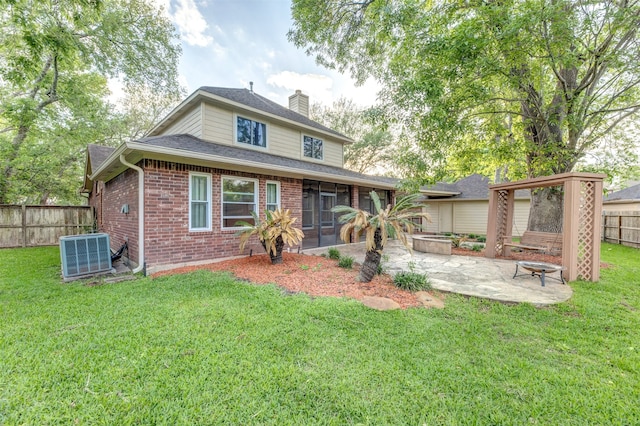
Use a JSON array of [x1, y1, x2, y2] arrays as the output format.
[[1, 244, 639, 424]]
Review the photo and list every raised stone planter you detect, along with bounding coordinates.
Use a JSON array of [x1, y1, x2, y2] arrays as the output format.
[[412, 235, 452, 255]]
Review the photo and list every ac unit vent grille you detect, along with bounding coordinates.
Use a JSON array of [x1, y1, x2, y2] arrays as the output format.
[[60, 233, 112, 279]]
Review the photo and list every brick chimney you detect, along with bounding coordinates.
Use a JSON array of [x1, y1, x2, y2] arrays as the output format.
[[288, 90, 309, 117]]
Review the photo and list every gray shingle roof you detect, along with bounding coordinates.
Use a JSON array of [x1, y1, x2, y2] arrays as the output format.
[[199, 87, 348, 139], [87, 144, 115, 171], [421, 174, 530, 200], [135, 134, 398, 186], [604, 183, 640, 201]]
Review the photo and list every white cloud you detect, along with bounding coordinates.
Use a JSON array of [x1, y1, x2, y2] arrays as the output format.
[[172, 0, 214, 47], [267, 71, 334, 105]]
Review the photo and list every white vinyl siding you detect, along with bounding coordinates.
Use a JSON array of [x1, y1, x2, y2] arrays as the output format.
[[221, 176, 258, 229], [158, 104, 202, 138], [199, 102, 346, 167], [421, 199, 531, 236], [202, 103, 233, 144], [189, 172, 211, 231]]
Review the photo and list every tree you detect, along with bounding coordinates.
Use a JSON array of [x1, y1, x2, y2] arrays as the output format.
[[310, 98, 397, 175], [0, 0, 182, 204], [332, 191, 429, 283], [236, 209, 305, 265], [290, 0, 640, 231]]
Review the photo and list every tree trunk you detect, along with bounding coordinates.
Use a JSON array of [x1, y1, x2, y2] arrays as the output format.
[[527, 187, 564, 233], [263, 236, 285, 265], [358, 227, 383, 283]]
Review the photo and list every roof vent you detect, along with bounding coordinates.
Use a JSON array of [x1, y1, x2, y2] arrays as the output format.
[[249, 81, 254, 93], [288, 89, 309, 117]]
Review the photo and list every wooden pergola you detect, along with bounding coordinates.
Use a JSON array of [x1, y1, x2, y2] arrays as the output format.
[[485, 172, 606, 282]]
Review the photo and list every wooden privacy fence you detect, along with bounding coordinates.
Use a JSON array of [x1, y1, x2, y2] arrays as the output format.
[[602, 211, 640, 248], [0, 205, 94, 248]]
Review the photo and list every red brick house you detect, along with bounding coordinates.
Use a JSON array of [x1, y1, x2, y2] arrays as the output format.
[[83, 87, 397, 275]]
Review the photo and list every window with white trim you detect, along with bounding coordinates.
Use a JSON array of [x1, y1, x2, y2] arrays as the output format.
[[189, 172, 212, 231], [237, 116, 267, 148], [266, 181, 280, 212], [222, 177, 258, 228], [303, 135, 323, 160]]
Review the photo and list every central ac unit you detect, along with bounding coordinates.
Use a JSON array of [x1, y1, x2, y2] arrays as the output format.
[[60, 233, 113, 280]]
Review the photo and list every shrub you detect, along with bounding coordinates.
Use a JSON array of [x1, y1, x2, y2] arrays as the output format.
[[377, 254, 389, 275], [327, 247, 341, 260], [394, 271, 431, 292], [338, 256, 354, 269], [477, 236, 486, 243], [472, 244, 483, 252], [468, 233, 477, 239], [236, 209, 304, 265], [393, 261, 431, 292], [450, 235, 467, 248]]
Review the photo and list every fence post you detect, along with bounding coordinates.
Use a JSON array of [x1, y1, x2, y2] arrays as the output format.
[[618, 215, 622, 244], [21, 204, 27, 247]]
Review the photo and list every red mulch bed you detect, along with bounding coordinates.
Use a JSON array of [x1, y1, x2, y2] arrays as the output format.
[[152, 252, 428, 309]]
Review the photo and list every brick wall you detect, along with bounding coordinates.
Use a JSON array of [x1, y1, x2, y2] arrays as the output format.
[[99, 168, 140, 264], [142, 160, 303, 273]]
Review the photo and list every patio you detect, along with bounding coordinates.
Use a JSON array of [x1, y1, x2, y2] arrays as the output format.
[[304, 239, 573, 306]]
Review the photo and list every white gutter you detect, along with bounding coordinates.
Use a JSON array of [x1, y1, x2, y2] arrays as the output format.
[[119, 155, 145, 274]]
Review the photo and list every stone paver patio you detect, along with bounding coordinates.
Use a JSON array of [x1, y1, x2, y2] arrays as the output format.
[[304, 239, 572, 306]]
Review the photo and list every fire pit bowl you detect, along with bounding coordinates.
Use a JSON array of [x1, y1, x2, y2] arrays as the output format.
[[513, 261, 565, 287]]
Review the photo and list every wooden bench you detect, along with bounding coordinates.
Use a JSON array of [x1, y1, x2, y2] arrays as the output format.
[[503, 231, 563, 255]]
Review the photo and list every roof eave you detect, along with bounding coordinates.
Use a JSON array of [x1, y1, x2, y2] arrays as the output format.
[[149, 89, 354, 144], [91, 142, 397, 190]]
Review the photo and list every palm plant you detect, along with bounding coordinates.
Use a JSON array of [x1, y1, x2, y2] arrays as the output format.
[[236, 208, 305, 265], [332, 191, 431, 282]]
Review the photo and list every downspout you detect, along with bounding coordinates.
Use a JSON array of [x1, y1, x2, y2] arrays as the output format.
[[119, 155, 145, 274]]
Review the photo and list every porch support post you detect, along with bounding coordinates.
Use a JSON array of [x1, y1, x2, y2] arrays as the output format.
[[502, 190, 515, 256], [590, 179, 603, 281], [485, 189, 499, 257], [562, 178, 581, 281]]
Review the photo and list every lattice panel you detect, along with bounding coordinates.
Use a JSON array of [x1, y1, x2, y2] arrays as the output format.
[[495, 190, 509, 254], [577, 181, 596, 280]]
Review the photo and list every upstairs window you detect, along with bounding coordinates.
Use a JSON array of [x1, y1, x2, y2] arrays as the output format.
[[303, 136, 323, 160], [237, 116, 267, 148]]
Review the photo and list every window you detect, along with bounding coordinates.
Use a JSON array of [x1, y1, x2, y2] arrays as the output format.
[[189, 172, 211, 231], [237, 116, 267, 148], [222, 177, 258, 228], [302, 190, 315, 229], [303, 136, 323, 160], [321, 193, 336, 227], [266, 181, 280, 212]]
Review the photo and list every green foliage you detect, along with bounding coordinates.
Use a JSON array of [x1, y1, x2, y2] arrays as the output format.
[[327, 247, 341, 260], [1, 244, 640, 423], [450, 236, 467, 249], [393, 262, 431, 292], [377, 254, 390, 275], [290, 0, 640, 187], [310, 98, 398, 175], [338, 256, 354, 269], [472, 244, 483, 252], [0, 0, 182, 203], [477, 236, 487, 243], [333, 191, 430, 253], [236, 208, 305, 262]]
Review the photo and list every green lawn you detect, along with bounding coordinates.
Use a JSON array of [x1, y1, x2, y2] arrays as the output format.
[[1, 244, 639, 424]]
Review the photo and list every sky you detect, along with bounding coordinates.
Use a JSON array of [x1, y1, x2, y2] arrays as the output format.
[[146, 0, 380, 108]]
